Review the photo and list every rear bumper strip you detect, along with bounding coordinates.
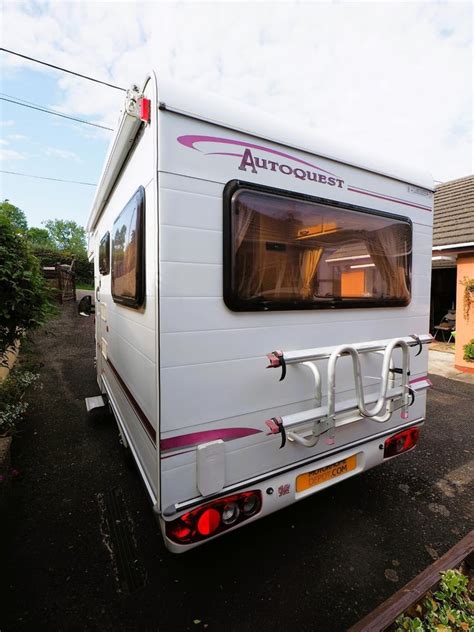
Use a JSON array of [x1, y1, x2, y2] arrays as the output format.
[[161, 416, 424, 517]]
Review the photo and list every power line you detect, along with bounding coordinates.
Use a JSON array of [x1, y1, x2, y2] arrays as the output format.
[[1, 169, 97, 187], [0, 94, 114, 131], [1, 47, 126, 92]]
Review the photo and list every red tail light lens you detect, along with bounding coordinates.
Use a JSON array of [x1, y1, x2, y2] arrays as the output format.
[[384, 427, 420, 459], [197, 508, 221, 536], [166, 491, 262, 544]]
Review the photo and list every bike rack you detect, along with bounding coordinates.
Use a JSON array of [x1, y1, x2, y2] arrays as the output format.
[[265, 334, 433, 448]]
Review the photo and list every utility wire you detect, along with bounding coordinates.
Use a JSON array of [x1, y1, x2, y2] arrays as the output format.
[[0, 94, 114, 131], [0, 47, 126, 92], [1, 169, 97, 187]]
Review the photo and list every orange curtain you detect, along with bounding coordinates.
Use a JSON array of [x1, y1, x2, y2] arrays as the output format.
[[300, 248, 323, 298], [365, 225, 410, 301]]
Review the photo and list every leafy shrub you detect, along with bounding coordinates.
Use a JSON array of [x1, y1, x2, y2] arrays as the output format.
[[395, 569, 474, 631], [0, 215, 52, 359], [463, 339, 474, 362], [0, 368, 40, 436]]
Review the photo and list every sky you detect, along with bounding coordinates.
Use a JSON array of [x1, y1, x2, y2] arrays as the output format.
[[1, 0, 473, 230]]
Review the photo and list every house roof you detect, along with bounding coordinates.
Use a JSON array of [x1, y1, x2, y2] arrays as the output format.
[[433, 175, 474, 248]]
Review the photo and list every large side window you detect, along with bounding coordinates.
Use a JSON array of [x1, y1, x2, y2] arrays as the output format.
[[112, 186, 145, 307], [99, 232, 110, 275], [224, 182, 412, 311]]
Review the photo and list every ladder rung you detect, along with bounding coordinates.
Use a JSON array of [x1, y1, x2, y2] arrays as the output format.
[[279, 334, 432, 366], [270, 378, 431, 432]]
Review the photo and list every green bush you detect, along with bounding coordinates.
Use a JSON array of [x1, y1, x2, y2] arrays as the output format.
[[395, 569, 473, 632], [463, 339, 474, 362], [0, 367, 39, 436], [0, 215, 52, 359]]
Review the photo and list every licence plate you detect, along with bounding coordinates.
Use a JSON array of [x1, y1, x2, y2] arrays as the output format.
[[296, 454, 357, 492]]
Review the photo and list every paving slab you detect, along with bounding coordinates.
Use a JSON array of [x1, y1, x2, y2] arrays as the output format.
[[429, 349, 474, 384]]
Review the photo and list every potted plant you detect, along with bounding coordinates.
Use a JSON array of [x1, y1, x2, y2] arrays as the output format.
[[459, 277, 474, 321], [463, 339, 474, 363]]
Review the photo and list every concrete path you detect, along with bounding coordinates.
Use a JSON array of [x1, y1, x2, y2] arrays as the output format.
[[429, 349, 474, 384], [1, 304, 473, 632]]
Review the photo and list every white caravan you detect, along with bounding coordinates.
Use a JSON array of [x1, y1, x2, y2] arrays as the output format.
[[86, 73, 434, 553]]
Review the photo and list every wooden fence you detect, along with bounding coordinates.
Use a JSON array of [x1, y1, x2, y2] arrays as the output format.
[[42, 261, 77, 304]]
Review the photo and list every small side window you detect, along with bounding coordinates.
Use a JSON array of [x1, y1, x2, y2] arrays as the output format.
[[112, 186, 145, 308], [99, 232, 110, 275]]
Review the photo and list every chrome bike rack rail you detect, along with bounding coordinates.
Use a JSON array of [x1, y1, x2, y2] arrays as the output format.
[[265, 334, 433, 448]]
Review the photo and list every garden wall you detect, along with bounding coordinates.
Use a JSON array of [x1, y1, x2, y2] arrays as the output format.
[[455, 254, 474, 373]]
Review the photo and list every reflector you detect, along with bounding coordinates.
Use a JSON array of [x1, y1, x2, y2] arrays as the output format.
[[384, 427, 420, 458]]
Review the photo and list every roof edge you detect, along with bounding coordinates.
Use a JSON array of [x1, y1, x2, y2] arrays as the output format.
[[158, 76, 434, 191]]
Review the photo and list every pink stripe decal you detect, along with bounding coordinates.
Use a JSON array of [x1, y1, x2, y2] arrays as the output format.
[[177, 134, 336, 176], [160, 427, 262, 452], [347, 186, 432, 211]]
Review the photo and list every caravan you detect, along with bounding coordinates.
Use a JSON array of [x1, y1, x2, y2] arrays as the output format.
[[85, 73, 434, 552]]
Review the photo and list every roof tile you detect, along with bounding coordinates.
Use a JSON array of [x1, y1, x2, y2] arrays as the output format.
[[433, 175, 474, 246]]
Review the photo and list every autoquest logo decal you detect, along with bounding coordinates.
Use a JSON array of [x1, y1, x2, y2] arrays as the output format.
[[177, 135, 345, 189]]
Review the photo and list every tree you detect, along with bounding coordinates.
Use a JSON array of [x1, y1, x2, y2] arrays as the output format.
[[0, 199, 28, 233], [27, 227, 55, 251], [0, 214, 51, 360], [43, 219, 87, 255]]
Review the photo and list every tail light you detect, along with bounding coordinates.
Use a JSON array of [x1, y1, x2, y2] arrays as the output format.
[[384, 427, 420, 459], [166, 491, 262, 544]]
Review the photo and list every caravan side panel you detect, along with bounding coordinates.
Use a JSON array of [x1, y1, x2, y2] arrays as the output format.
[[92, 78, 159, 503], [157, 111, 433, 509]]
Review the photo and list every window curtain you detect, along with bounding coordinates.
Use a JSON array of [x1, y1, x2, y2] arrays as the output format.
[[299, 248, 323, 299], [235, 204, 262, 298], [364, 225, 410, 300], [234, 204, 254, 251]]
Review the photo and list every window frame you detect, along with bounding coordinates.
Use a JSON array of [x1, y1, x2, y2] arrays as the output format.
[[111, 186, 146, 308], [98, 231, 110, 275], [223, 179, 412, 312]]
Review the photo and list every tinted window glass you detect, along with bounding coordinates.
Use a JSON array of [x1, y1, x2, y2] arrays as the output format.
[[99, 232, 110, 275], [112, 187, 145, 307], [225, 187, 412, 311]]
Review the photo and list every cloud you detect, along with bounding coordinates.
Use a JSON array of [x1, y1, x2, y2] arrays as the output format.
[[0, 139, 8, 145], [8, 134, 28, 141], [44, 146, 82, 162], [0, 120, 15, 127], [2, 1, 473, 181], [0, 148, 24, 161]]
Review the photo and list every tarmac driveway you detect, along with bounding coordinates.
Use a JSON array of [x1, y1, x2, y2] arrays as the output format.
[[1, 303, 473, 632]]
